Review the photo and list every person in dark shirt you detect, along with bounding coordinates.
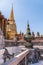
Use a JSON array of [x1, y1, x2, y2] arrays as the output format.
[[3, 48, 14, 62]]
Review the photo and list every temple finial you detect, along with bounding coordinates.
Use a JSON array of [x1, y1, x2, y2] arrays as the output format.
[[9, 4, 14, 20], [27, 20, 29, 25], [27, 20, 29, 28]]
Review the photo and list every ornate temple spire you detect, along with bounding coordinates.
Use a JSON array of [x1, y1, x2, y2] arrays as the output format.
[[32, 32, 35, 39], [9, 4, 14, 21], [32, 32, 35, 37], [7, 4, 17, 39], [36, 32, 40, 37], [25, 20, 31, 38], [26, 20, 31, 35], [25, 21, 33, 48]]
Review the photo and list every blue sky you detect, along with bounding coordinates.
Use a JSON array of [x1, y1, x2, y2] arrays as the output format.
[[0, 0, 43, 35]]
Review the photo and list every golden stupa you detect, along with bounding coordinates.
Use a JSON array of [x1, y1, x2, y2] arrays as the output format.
[[6, 5, 17, 39]]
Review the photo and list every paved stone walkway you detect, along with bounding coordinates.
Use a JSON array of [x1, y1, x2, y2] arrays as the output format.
[[30, 61, 43, 65]]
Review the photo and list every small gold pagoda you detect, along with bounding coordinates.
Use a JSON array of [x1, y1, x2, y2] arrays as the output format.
[[6, 5, 17, 39]]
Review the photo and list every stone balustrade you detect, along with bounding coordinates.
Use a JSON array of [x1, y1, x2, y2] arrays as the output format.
[[2, 48, 29, 65], [0, 46, 28, 65]]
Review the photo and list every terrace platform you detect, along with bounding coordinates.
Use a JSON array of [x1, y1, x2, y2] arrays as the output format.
[[0, 46, 28, 65], [0, 46, 43, 65]]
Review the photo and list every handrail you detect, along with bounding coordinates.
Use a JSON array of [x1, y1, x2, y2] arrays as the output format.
[[2, 49, 29, 65]]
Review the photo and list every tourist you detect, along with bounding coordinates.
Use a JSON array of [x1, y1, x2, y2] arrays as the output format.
[[3, 48, 14, 62]]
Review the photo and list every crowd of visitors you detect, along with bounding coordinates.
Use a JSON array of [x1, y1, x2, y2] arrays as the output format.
[[28, 48, 41, 64]]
